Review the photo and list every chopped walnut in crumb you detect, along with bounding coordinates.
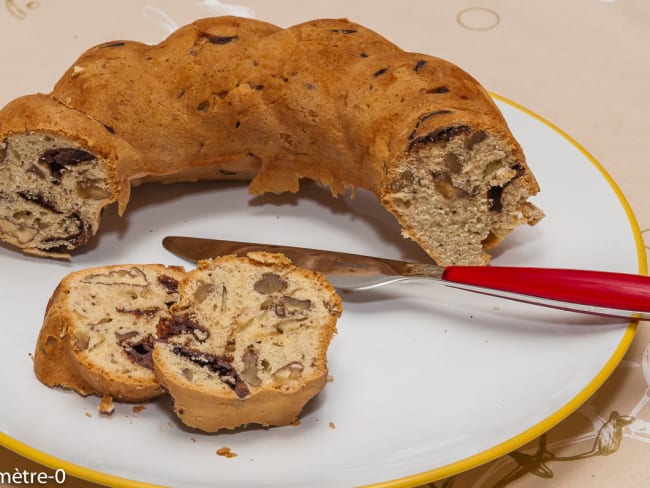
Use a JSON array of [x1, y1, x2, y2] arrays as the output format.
[[98, 395, 114, 415], [216, 447, 238, 458]]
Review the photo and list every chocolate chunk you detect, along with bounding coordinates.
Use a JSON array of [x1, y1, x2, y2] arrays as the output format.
[[172, 345, 250, 398], [116, 306, 161, 317], [360, 52, 369, 58], [428, 86, 450, 94], [17, 191, 61, 213], [208, 35, 238, 44], [103, 124, 115, 134], [409, 111, 454, 141], [487, 164, 525, 212], [158, 313, 209, 341], [123, 335, 155, 370], [330, 29, 357, 34], [487, 185, 504, 212], [373, 67, 388, 77], [409, 125, 472, 149], [42, 212, 93, 248], [39, 148, 96, 181], [158, 274, 179, 294], [196, 101, 209, 112], [414, 60, 427, 73], [101, 41, 125, 48], [68, 212, 93, 246]]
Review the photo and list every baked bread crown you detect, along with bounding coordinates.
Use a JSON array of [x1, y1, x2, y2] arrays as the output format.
[[0, 17, 542, 264]]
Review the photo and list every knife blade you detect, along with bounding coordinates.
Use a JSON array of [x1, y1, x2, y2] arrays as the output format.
[[162, 235, 650, 321]]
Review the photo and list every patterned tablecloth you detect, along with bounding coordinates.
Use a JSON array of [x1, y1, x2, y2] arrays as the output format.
[[1, 1, 649, 486]]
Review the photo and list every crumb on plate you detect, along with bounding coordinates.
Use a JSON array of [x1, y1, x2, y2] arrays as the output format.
[[217, 447, 238, 458]]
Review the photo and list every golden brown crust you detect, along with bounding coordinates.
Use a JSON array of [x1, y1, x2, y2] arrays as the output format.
[[34, 281, 97, 396], [0, 17, 541, 265], [154, 364, 327, 431]]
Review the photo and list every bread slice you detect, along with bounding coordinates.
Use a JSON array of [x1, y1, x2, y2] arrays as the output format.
[[34, 264, 185, 402], [153, 252, 342, 432], [34, 253, 342, 430]]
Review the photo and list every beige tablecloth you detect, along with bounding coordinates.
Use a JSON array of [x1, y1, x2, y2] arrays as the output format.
[[1, 1, 649, 486]]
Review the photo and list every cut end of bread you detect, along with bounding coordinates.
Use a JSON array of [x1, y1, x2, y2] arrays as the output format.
[[383, 126, 543, 265], [0, 132, 114, 258], [153, 252, 342, 432]]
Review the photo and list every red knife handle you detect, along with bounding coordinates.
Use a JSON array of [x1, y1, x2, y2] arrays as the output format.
[[441, 266, 650, 313]]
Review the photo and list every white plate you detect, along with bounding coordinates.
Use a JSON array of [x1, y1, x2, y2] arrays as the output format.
[[0, 98, 643, 487], [0, 5, 644, 488]]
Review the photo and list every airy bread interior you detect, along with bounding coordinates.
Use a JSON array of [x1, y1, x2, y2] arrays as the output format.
[[154, 252, 341, 431]]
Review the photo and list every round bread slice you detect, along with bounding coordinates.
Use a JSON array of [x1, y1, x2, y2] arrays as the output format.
[[153, 252, 342, 432], [34, 264, 185, 402]]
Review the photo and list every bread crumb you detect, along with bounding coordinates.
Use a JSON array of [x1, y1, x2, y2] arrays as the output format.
[[329, 421, 336, 429], [98, 394, 115, 415], [290, 419, 301, 426], [132, 405, 146, 414], [326, 375, 334, 382], [216, 447, 238, 458], [85, 412, 92, 418], [191, 437, 197, 443]]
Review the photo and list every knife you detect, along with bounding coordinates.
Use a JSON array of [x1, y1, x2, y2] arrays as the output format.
[[162, 235, 650, 321]]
